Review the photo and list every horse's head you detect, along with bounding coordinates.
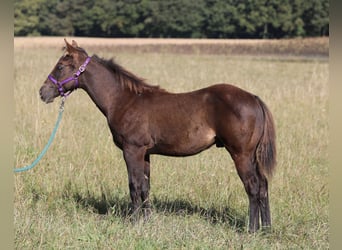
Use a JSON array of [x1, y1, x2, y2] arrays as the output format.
[[39, 39, 91, 103]]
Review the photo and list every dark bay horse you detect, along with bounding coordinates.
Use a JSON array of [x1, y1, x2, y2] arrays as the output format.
[[39, 39, 276, 233]]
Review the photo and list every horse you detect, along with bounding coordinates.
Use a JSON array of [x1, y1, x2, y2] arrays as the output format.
[[39, 39, 276, 233]]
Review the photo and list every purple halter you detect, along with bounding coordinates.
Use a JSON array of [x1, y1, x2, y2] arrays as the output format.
[[48, 56, 91, 97]]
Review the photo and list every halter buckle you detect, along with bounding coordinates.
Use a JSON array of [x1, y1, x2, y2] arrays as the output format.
[[79, 65, 86, 72]]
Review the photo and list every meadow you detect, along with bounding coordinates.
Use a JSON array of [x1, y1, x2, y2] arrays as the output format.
[[14, 38, 329, 249]]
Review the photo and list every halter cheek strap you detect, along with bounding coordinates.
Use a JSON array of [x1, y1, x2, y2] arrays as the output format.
[[48, 56, 91, 97]]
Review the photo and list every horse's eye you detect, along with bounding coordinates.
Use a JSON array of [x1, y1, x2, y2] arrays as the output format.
[[57, 65, 64, 71]]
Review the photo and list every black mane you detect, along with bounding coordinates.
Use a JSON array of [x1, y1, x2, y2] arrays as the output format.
[[92, 55, 164, 94]]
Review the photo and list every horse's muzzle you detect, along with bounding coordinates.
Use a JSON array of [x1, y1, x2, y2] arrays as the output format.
[[39, 84, 58, 104]]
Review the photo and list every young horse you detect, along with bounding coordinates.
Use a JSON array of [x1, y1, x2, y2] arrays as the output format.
[[40, 39, 276, 233]]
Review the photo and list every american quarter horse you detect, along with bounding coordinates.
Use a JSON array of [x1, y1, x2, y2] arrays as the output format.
[[39, 39, 276, 233]]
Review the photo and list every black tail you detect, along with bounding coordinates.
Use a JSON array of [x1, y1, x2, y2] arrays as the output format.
[[255, 97, 277, 178]]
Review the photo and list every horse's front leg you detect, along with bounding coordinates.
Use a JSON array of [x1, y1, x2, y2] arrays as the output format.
[[123, 144, 149, 220], [142, 154, 152, 220]]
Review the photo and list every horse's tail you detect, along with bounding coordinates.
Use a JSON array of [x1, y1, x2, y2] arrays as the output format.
[[255, 96, 277, 178]]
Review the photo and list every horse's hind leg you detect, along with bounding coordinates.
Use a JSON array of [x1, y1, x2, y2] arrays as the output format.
[[232, 153, 261, 233], [259, 174, 271, 230]]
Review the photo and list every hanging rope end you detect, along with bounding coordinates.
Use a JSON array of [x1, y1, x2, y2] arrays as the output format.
[[13, 98, 66, 173]]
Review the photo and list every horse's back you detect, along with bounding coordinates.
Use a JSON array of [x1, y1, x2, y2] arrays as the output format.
[[201, 83, 258, 106]]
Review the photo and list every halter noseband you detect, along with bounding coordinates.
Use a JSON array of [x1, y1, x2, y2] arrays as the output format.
[[48, 56, 91, 97]]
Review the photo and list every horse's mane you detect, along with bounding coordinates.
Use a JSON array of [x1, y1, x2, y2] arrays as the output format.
[[93, 55, 165, 94]]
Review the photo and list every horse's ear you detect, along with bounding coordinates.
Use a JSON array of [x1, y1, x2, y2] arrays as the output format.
[[72, 40, 79, 48], [64, 38, 77, 55]]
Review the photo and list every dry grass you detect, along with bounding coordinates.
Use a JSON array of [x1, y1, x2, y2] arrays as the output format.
[[14, 36, 329, 57], [14, 38, 328, 249]]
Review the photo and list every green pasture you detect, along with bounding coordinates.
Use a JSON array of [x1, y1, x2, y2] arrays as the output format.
[[14, 42, 328, 249]]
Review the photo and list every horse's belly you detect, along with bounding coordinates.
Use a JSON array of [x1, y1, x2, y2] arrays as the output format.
[[150, 128, 216, 156]]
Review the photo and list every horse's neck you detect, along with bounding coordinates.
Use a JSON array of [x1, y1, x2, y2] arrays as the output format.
[[80, 60, 125, 118]]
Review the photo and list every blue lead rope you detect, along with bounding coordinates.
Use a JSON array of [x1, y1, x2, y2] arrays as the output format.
[[14, 98, 65, 173]]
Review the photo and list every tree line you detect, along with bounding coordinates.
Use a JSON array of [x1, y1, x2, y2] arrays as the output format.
[[14, 0, 329, 38]]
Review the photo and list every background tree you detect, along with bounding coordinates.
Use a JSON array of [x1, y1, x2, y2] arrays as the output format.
[[14, 0, 329, 38], [204, 0, 238, 38], [14, 0, 44, 36]]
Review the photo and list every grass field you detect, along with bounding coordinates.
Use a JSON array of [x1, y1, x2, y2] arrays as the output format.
[[14, 37, 328, 249]]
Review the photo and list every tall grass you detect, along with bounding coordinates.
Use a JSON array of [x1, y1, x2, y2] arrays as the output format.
[[14, 41, 328, 249]]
